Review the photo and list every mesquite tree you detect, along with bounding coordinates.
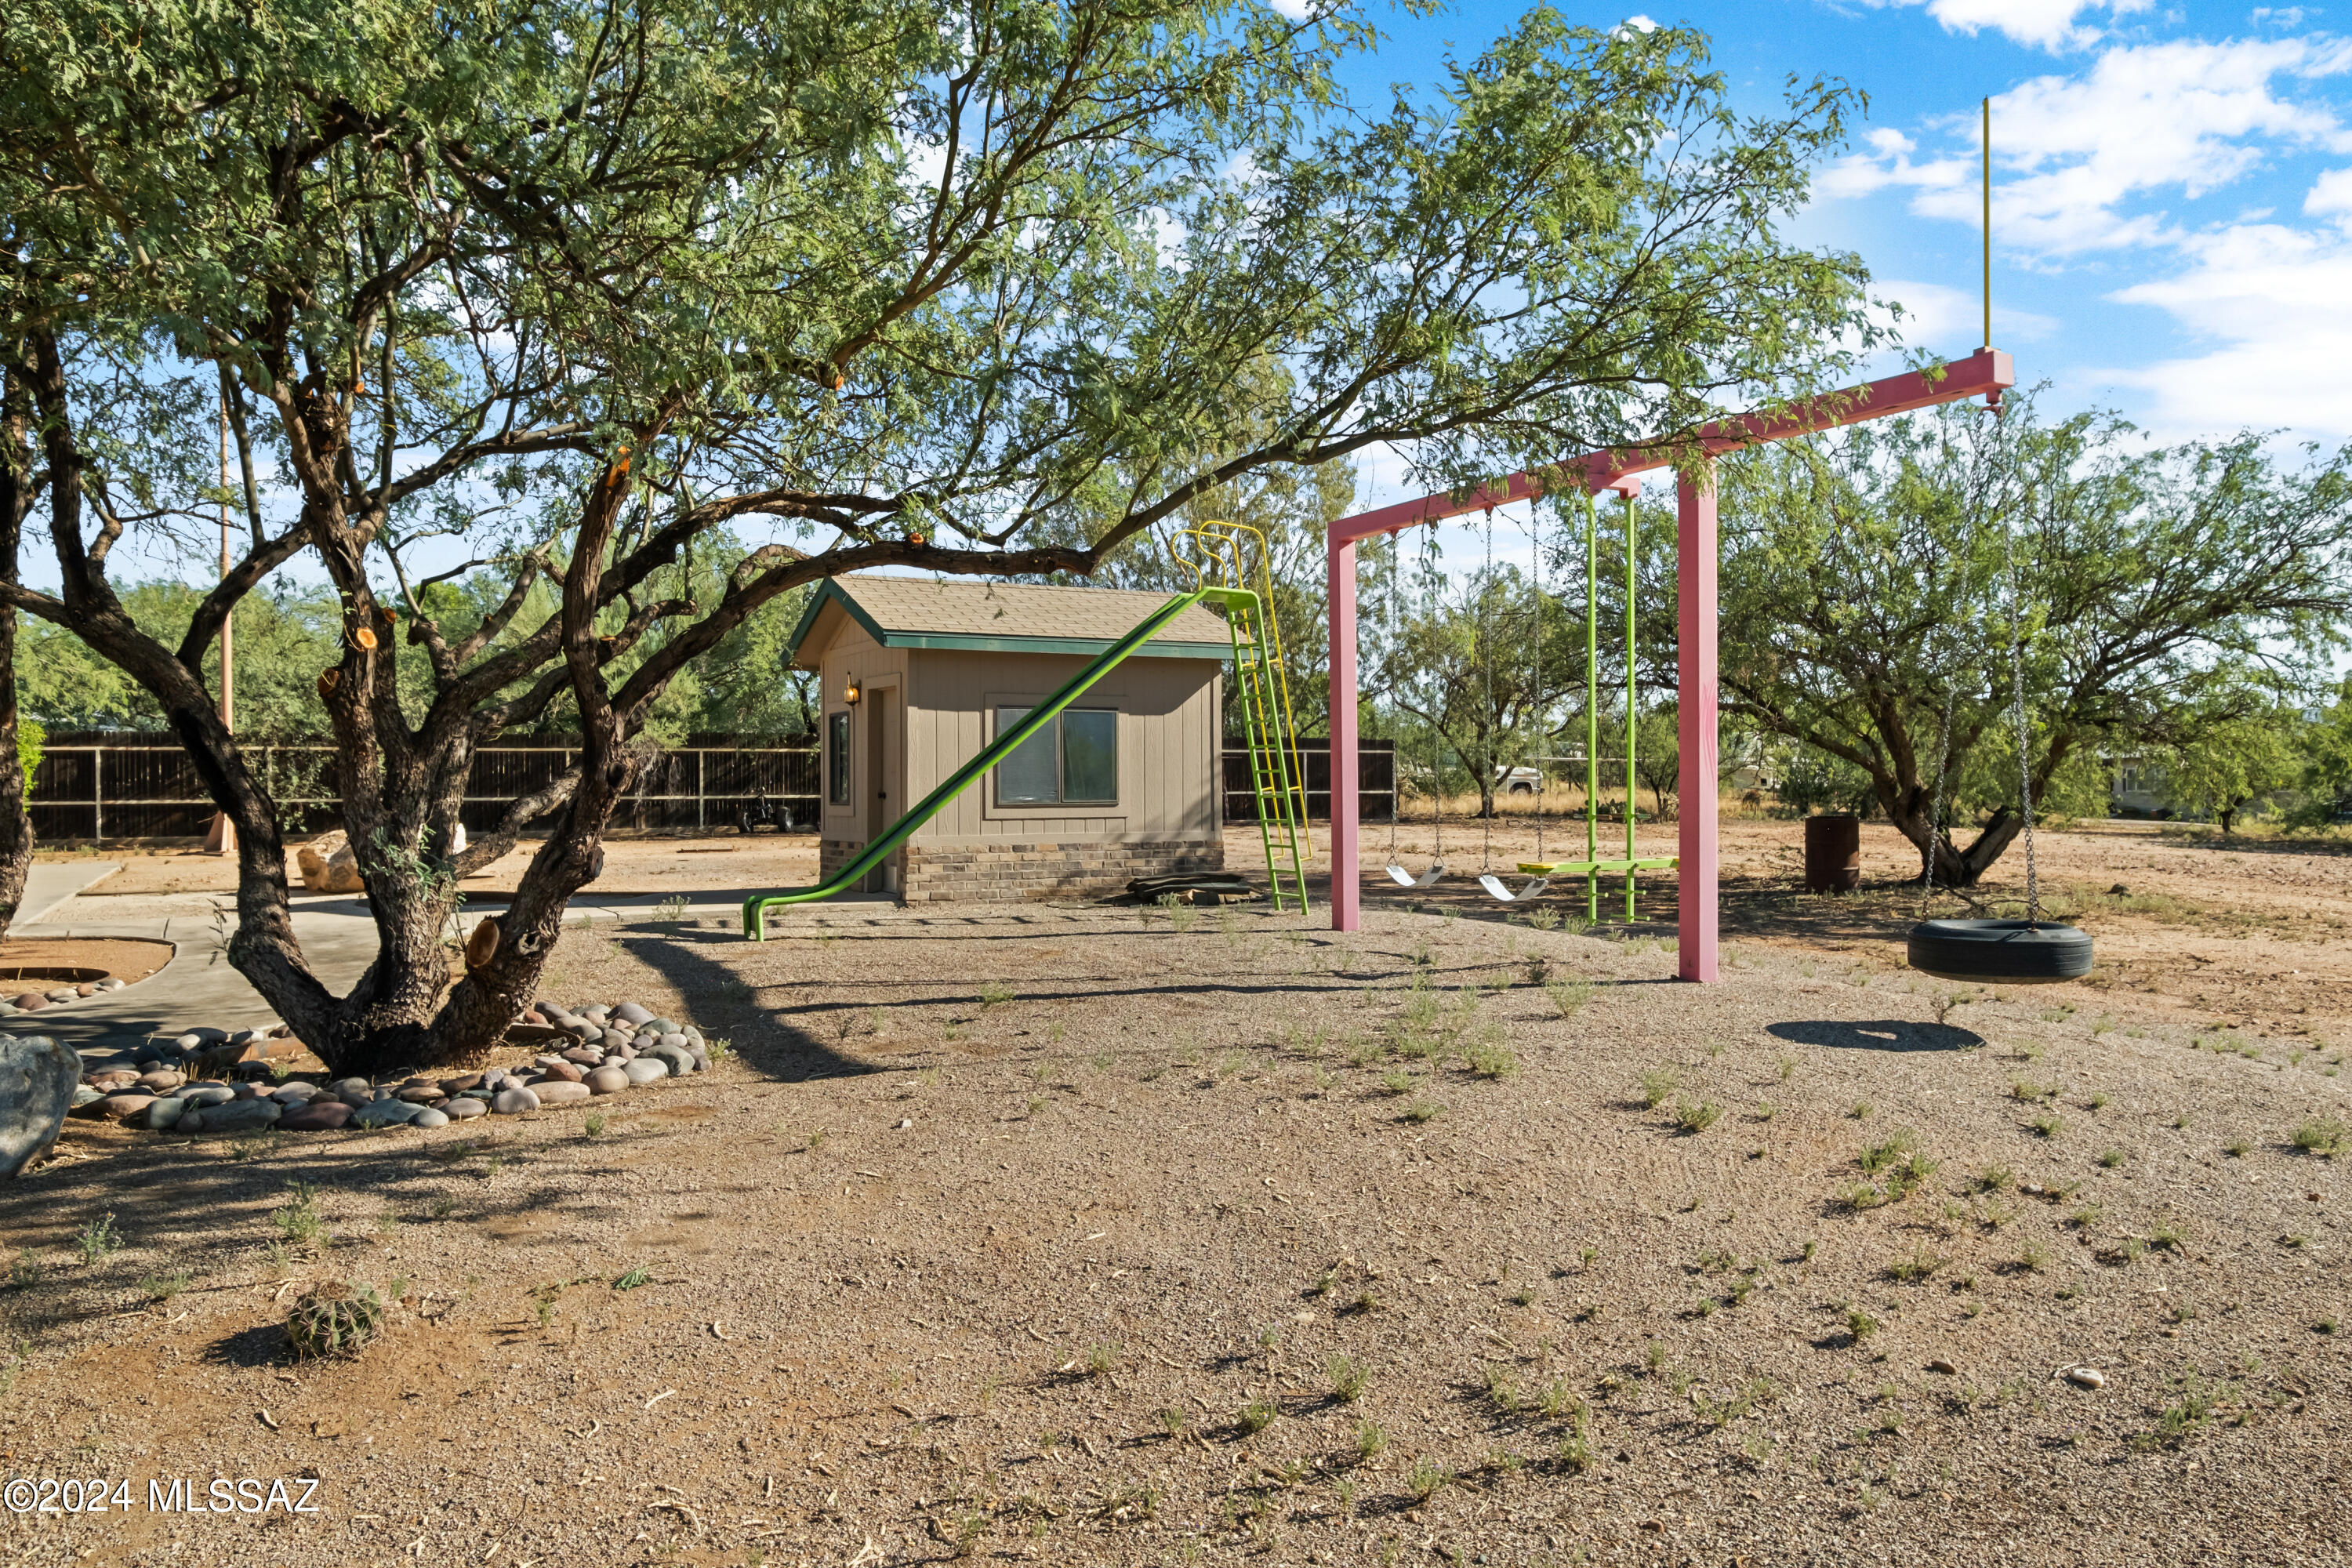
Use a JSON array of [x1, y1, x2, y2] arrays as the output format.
[[0, 380, 34, 937], [0, 0, 1878, 1073], [1718, 399, 2352, 885]]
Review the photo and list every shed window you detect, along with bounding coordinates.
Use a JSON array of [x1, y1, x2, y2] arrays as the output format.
[[994, 707, 1118, 805], [827, 711, 851, 805]]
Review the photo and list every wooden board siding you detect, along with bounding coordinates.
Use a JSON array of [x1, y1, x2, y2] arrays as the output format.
[[813, 618, 910, 849], [905, 648, 1221, 846]]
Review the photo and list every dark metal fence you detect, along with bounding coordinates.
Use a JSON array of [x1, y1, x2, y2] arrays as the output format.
[[1221, 737, 1395, 823], [36, 730, 1394, 840], [27, 732, 820, 841]]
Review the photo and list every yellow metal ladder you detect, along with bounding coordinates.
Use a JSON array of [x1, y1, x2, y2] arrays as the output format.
[[1183, 523, 1311, 913]]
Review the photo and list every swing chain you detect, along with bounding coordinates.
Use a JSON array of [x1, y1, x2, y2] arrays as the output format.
[[1480, 508, 1495, 875], [1922, 675, 1956, 915], [2001, 502, 2039, 922]]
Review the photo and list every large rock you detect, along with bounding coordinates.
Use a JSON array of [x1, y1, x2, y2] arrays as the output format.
[[0, 1035, 81, 1178], [645, 1044, 696, 1077], [352, 1099, 419, 1129], [492, 1086, 540, 1115], [78, 1093, 155, 1123], [584, 1066, 630, 1095], [621, 1058, 669, 1087], [531, 1080, 590, 1105], [182, 1097, 282, 1134], [279, 1100, 353, 1132], [296, 830, 363, 895]]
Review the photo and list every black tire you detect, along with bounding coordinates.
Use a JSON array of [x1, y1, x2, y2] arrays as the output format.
[[1906, 919, 2092, 984]]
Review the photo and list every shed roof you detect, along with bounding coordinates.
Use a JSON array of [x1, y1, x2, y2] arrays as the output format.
[[786, 575, 1233, 667]]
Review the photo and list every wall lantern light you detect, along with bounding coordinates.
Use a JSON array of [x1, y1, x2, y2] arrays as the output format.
[[844, 680, 862, 706]]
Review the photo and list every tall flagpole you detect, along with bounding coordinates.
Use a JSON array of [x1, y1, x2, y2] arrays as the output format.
[[1982, 96, 1993, 350]]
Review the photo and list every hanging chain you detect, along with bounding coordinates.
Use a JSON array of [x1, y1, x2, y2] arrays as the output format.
[[1425, 521, 1443, 866], [1480, 510, 1496, 873], [2002, 506, 2039, 922], [1384, 534, 1400, 861], [1921, 677, 1957, 916], [1529, 503, 1545, 866]]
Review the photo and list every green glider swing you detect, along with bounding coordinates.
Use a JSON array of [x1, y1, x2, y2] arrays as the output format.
[[1481, 488, 1676, 915]]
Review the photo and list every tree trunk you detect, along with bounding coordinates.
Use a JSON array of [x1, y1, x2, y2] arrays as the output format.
[[0, 387, 32, 942], [1884, 779, 2025, 889]]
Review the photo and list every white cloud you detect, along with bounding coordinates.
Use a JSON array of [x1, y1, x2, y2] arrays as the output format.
[[1817, 128, 1972, 202], [1823, 38, 2352, 254], [1264, 0, 1316, 18], [1926, 0, 2146, 52], [1868, 278, 2060, 348], [2307, 166, 2352, 216], [2096, 223, 2352, 438], [1860, 0, 2147, 52]]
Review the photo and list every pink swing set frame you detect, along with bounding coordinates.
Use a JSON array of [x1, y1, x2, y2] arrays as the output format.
[[1323, 347, 2017, 982]]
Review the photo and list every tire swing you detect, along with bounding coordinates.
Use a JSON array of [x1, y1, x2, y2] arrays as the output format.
[[1905, 503, 2092, 985]]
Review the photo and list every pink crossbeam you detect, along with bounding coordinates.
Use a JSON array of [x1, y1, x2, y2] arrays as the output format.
[[1329, 350, 2013, 544], [1324, 347, 2016, 979]]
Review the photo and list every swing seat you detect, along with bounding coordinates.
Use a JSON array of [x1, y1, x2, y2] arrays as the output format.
[[1906, 919, 2092, 984], [1386, 863, 1446, 888], [1478, 874, 1552, 903]]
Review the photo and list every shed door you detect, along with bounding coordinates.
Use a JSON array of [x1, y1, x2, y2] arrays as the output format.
[[862, 686, 900, 892]]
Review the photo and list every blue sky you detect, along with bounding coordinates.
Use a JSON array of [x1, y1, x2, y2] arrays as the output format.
[[1338, 0, 2352, 554]]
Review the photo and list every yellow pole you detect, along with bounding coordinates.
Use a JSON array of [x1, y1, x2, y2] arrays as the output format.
[[1981, 96, 1992, 350]]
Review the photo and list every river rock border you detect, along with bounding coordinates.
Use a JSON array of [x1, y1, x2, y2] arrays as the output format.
[[0, 977, 129, 1017], [61, 1000, 713, 1136]]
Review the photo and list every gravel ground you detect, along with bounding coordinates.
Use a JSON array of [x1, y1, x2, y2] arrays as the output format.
[[1, 893, 2347, 1567]]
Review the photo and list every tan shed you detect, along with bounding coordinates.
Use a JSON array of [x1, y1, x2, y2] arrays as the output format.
[[786, 575, 1229, 902]]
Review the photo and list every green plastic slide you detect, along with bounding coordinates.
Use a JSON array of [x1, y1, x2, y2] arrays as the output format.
[[741, 586, 1214, 938]]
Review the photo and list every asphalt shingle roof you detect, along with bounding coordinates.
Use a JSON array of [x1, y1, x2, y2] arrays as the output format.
[[788, 574, 1233, 665]]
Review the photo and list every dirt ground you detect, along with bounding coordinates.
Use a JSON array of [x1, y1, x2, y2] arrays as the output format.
[[3, 819, 2348, 1566], [54, 812, 2352, 1041], [0, 937, 173, 987]]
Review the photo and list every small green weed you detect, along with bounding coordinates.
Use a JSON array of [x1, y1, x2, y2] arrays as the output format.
[[1546, 979, 1592, 1017], [1673, 1097, 1722, 1134], [74, 1214, 124, 1265], [2292, 1117, 2348, 1157]]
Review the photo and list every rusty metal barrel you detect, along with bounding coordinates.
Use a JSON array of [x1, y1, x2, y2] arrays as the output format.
[[1803, 813, 1861, 894]]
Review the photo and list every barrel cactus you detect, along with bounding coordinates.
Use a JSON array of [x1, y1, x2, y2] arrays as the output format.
[[285, 1280, 384, 1360]]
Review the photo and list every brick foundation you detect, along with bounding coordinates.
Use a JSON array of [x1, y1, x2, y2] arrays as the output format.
[[822, 837, 1222, 903]]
